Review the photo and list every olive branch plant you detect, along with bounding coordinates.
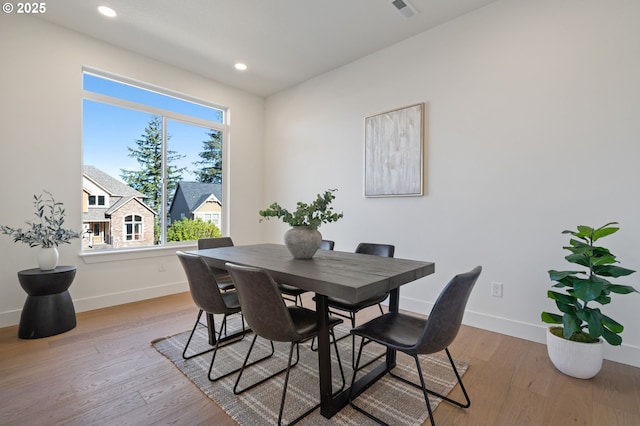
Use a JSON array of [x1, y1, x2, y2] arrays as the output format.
[[259, 189, 343, 230], [1, 191, 81, 248]]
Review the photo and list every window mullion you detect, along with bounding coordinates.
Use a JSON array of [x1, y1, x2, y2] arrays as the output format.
[[161, 116, 168, 245]]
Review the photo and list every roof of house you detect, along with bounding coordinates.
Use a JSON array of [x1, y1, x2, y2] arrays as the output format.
[[82, 165, 156, 221], [174, 181, 222, 213], [83, 165, 145, 198], [107, 195, 156, 216]]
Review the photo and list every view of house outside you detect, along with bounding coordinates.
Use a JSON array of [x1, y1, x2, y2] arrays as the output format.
[[82, 72, 226, 251]]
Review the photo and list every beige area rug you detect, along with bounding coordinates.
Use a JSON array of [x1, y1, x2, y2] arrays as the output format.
[[152, 316, 468, 425]]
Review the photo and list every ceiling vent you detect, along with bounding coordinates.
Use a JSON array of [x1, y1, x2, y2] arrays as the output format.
[[390, 0, 419, 19]]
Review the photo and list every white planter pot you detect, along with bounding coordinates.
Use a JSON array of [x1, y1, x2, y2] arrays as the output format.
[[284, 226, 322, 259], [38, 247, 59, 271], [546, 328, 604, 379]]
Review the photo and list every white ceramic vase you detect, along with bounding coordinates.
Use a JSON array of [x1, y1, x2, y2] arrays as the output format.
[[38, 246, 60, 271], [284, 226, 322, 259], [546, 328, 604, 379]]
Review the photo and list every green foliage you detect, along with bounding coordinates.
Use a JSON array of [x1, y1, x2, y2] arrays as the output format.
[[120, 116, 186, 215], [259, 189, 344, 230], [193, 129, 222, 184], [1, 191, 80, 248], [167, 218, 221, 242], [541, 222, 638, 345]]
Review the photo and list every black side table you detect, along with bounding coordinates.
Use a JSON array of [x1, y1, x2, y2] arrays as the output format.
[[17, 266, 77, 339]]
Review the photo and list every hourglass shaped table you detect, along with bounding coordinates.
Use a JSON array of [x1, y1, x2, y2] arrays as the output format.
[[17, 266, 77, 339]]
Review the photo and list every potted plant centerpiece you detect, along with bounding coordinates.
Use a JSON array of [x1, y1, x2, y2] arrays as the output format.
[[541, 222, 638, 379], [259, 189, 343, 259], [1, 191, 81, 270]]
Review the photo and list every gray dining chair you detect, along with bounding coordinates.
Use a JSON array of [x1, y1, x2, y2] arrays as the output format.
[[278, 239, 335, 307], [226, 262, 345, 426], [176, 251, 274, 381], [197, 237, 235, 291], [348, 266, 482, 426], [312, 242, 395, 367]]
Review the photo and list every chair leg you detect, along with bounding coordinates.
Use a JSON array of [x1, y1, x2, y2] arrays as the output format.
[[279, 331, 345, 426], [349, 340, 427, 425], [413, 354, 436, 426], [310, 311, 353, 352], [348, 336, 390, 425], [232, 331, 344, 425], [352, 304, 386, 369], [207, 315, 274, 382], [182, 309, 215, 359], [233, 335, 298, 395], [329, 328, 346, 395], [183, 310, 247, 360], [389, 348, 471, 409], [278, 342, 296, 425], [350, 341, 469, 426]]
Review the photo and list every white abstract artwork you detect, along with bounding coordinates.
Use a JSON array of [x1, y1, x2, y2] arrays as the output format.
[[364, 103, 424, 197]]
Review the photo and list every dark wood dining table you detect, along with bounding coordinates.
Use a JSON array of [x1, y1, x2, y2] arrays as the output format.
[[189, 243, 435, 418]]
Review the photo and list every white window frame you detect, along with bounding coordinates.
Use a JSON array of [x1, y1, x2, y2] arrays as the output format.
[[80, 68, 229, 263]]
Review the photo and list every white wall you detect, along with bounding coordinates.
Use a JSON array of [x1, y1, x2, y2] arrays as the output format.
[[263, 0, 640, 367], [0, 17, 265, 325]]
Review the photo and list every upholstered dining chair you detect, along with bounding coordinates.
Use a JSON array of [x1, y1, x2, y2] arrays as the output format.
[[313, 242, 395, 367], [348, 266, 482, 426], [226, 262, 345, 426], [278, 239, 335, 307], [197, 237, 235, 291], [176, 251, 274, 381]]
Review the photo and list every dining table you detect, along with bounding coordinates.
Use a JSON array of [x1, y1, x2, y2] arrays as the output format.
[[189, 243, 435, 419]]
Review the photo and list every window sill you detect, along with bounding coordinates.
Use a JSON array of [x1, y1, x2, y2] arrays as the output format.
[[79, 243, 197, 264]]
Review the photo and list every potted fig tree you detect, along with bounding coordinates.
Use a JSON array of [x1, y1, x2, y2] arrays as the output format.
[[259, 189, 343, 259], [541, 222, 638, 379]]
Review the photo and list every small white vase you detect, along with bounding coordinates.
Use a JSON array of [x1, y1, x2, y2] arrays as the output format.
[[284, 226, 322, 259], [38, 246, 60, 271], [546, 328, 604, 379]]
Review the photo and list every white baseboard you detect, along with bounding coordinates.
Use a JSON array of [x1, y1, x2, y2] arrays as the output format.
[[399, 295, 640, 369], [72, 281, 189, 313], [0, 281, 189, 329]]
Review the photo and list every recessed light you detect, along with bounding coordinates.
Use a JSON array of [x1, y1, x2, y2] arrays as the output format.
[[98, 6, 117, 18], [234, 63, 248, 71]]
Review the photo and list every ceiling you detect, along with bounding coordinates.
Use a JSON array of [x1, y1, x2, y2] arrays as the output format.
[[39, 0, 498, 97]]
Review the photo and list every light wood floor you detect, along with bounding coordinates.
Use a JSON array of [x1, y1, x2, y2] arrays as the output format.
[[1, 292, 639, 425]]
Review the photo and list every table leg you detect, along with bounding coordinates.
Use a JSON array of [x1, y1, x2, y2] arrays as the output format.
[[206, 313, 217, 346], [319, 287, 402, 418], [386, 288, 399, 368], [315, 294, 334, 418]]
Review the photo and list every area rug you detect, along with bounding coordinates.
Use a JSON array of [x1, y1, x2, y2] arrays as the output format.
[[152, 316, 469, 425]]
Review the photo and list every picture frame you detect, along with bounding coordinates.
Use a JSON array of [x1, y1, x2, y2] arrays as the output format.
[[364, 103, 424, 197]]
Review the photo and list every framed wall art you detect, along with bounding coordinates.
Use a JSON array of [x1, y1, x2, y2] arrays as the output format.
[[364, 103, 424, 197]]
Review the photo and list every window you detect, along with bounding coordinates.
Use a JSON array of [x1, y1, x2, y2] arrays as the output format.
[[82, 70, 227, 252], [124, 215, 143, 241], [212, 213, 220, 227], [88, 195, 105, 206]]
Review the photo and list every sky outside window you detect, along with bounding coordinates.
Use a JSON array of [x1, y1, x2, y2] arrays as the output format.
[[83, 74, 224, 183]]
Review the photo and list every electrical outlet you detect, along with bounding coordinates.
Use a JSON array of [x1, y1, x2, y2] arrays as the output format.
[[491, 282, 503, 298]]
